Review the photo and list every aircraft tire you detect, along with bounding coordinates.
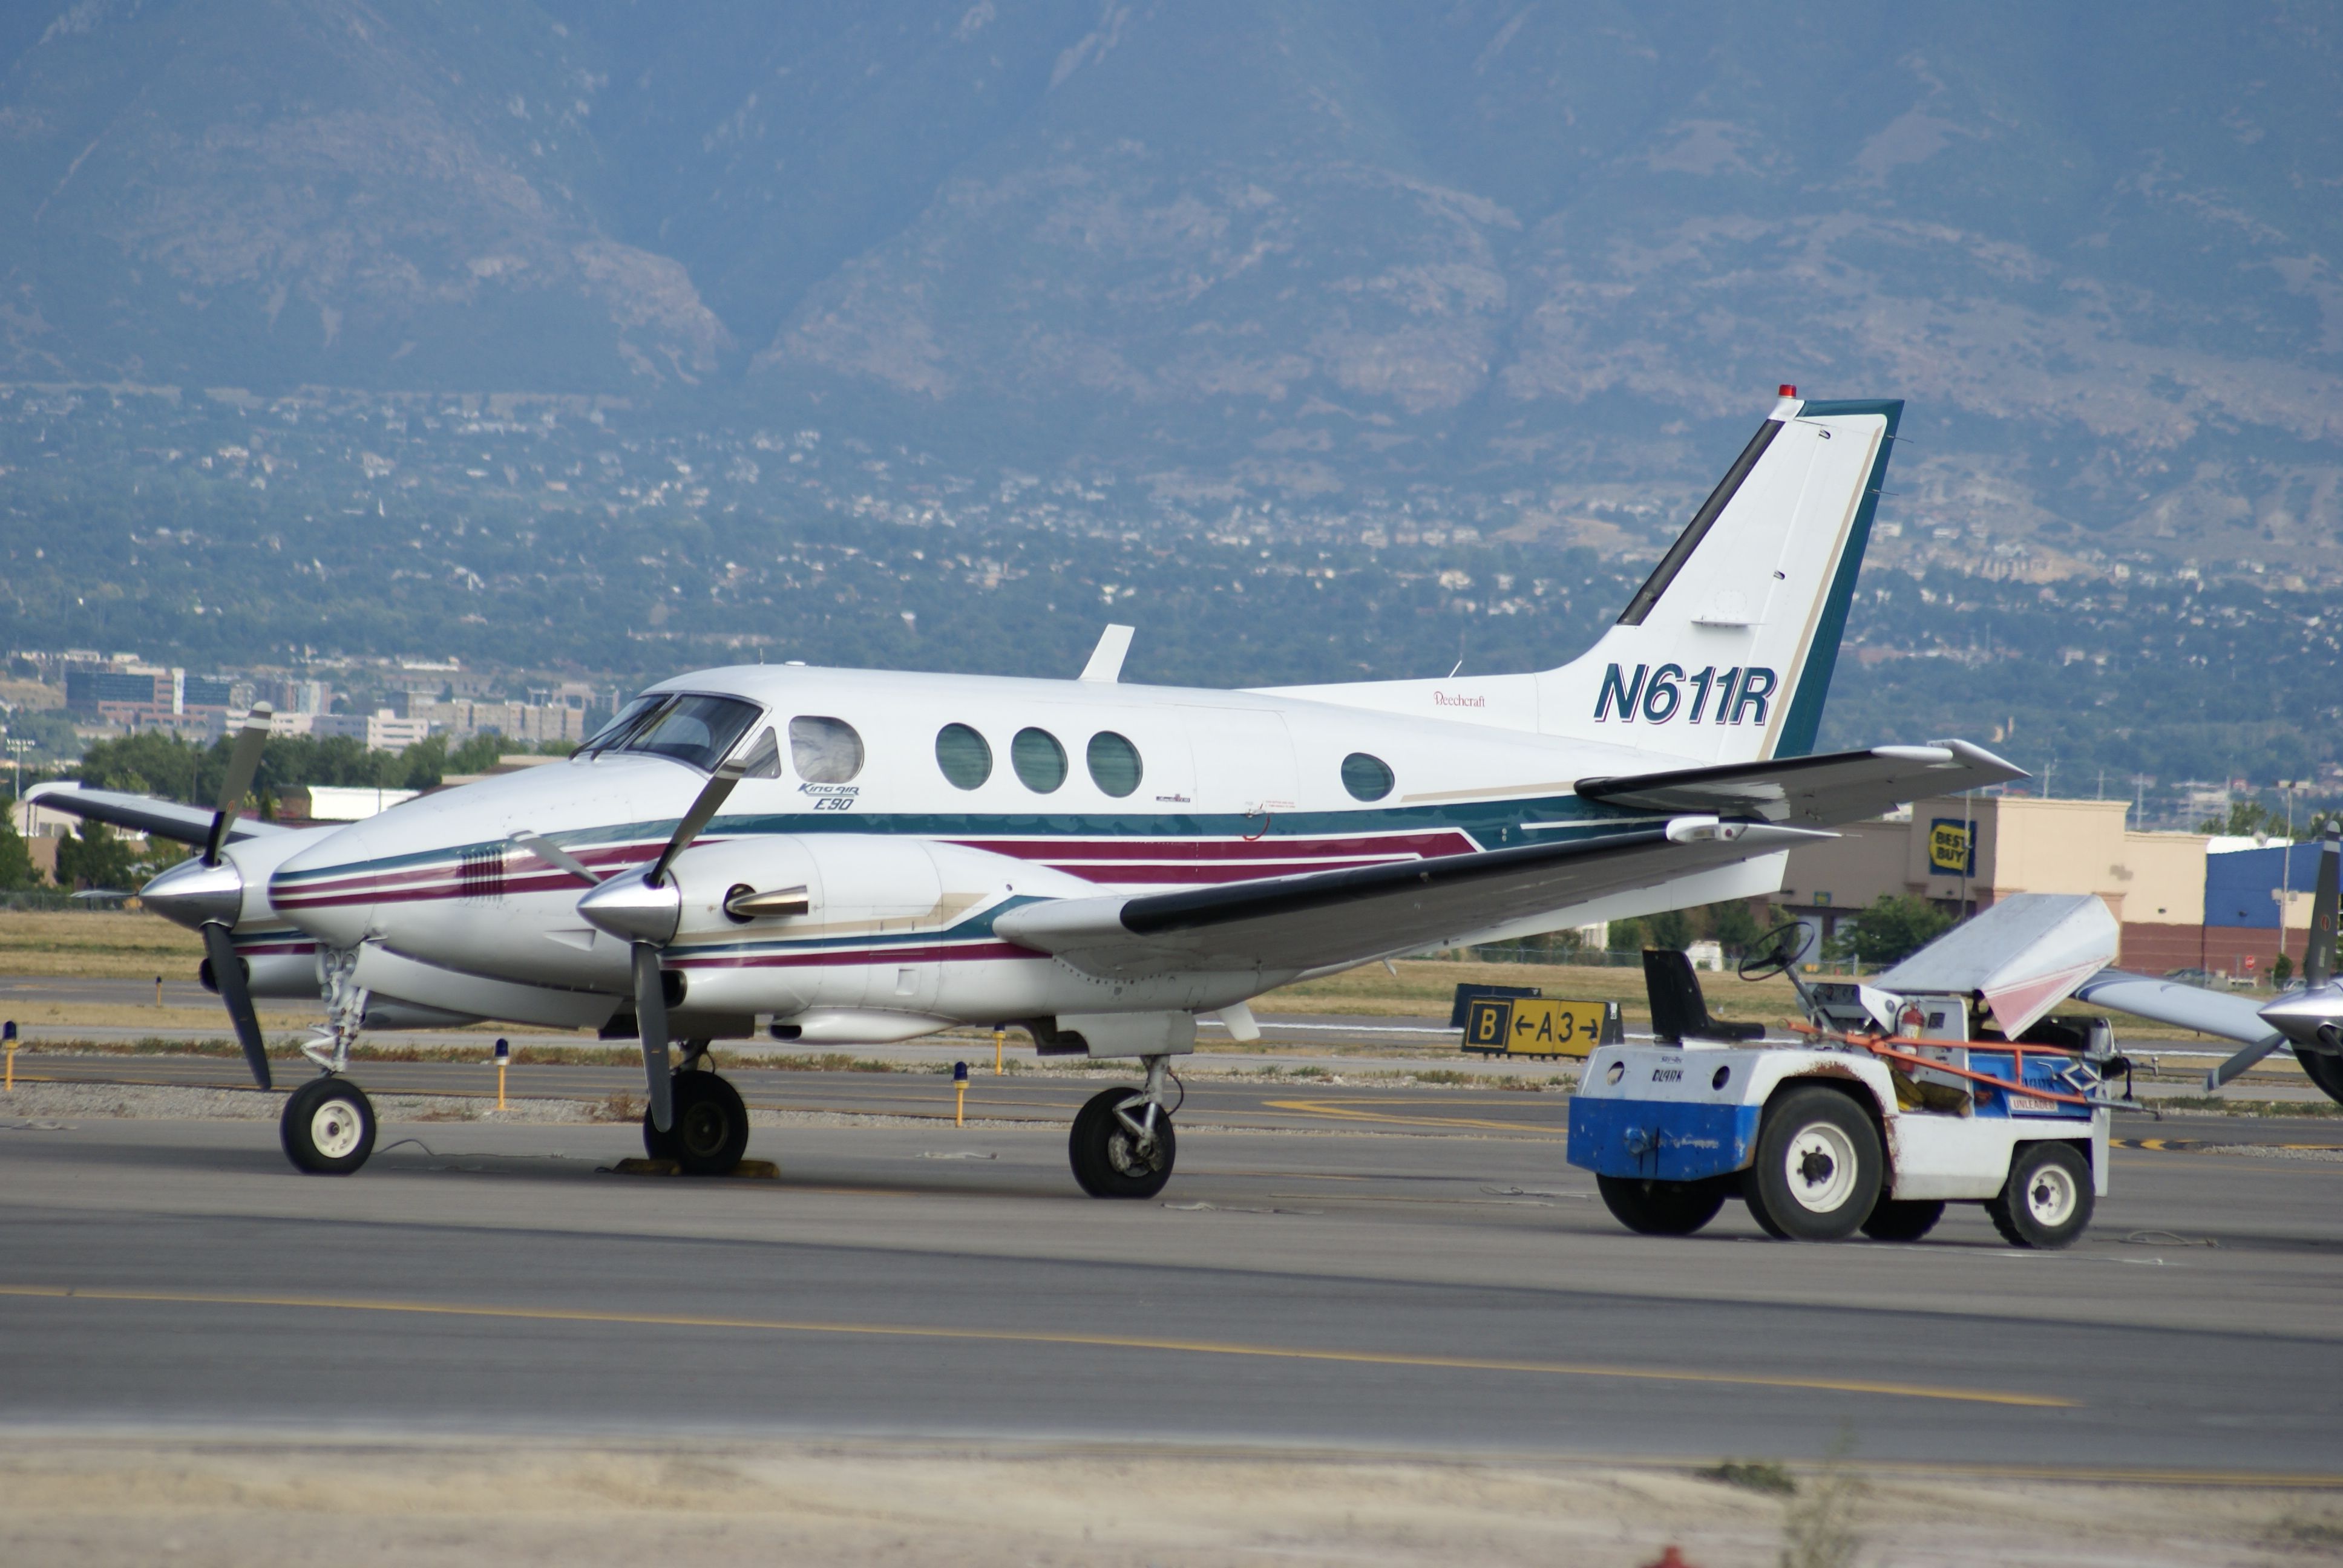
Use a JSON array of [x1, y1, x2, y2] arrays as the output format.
[[1745, 1085, 1881, 1241], [1596, 1174, 1727, 1236], [1985, 1140, 2092, 1250], [1069, 1086, 1175, 1198], [667, 1072, 750, 1177], [1860, 1198, 1946, 1242], [2298, 1051, 2343, 1110], [281, 1077, 376, 1176]]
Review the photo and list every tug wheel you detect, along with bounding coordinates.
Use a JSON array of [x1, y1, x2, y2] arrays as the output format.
[[1745, 1085, 1881, 1241], [1986, 1141, 2092, 1250], [1597, 1174, 1728, 1236], [1860, 1198, 1946, 1242]]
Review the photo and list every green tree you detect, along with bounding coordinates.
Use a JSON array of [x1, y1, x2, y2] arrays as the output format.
[[1643, 907, 1696, 952], [1605, 916, 1648, 953], [1699, 898, 1768, 956], [0, 808, 41, 889], [1826, 895, 1956, 968], [54, 822, 143, 890], [2198, 799, 2285, 837]]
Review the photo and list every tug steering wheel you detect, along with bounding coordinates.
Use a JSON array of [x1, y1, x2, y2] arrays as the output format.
[[1738, 921, 1809, 983]]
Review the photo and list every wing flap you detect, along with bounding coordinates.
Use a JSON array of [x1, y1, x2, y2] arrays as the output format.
[[996, 819, 1827, 979], [22, 783, 289, 847], [1575, 740, 2024, 825]]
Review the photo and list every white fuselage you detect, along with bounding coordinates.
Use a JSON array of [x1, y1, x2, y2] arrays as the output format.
[[267, 664, 1770, 1039]]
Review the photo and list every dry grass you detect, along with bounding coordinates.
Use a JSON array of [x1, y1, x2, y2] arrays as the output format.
[[0, 910, 205, 979]]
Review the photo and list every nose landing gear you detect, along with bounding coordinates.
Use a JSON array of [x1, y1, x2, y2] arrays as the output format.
[[1069, 1054, 1181, 1198], [281, 1076, 376, 1175]]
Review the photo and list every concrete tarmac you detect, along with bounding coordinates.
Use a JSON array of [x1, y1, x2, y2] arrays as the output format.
[[2, 1080, 2340, 1474]]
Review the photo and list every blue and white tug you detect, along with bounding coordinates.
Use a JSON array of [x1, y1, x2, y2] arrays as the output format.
[[1570, 894, 2140, 1247]]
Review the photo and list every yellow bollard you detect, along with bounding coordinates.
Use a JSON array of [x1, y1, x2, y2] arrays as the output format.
[[994, 1027, 1004, 1076], [953, 1060, 969, 1128], [4, 1020, 15, 1093], [494, 1037, 510, 1111]]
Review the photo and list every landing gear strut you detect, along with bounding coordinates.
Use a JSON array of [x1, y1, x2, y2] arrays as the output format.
[[281, 949, 379, 1175], [1069, 1055, 1179, 1198], [642, 1040, 751, 1176]]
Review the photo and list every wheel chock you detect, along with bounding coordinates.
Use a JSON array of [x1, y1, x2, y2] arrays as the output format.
[[603, 1157, 779, 1179]]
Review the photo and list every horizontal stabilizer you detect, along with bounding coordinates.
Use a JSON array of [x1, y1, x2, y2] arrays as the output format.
[[24, 783, 290, 848], [996, 819, 1826, 979], [1575, 740, 2024, 826]]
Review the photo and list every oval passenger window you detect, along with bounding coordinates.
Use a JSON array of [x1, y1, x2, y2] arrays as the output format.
[[1086, 731, 1142, 798], [935, 723, 992, 791], [1012, 727, 1067, 793], [789, 716, 865, 784], [1341, 752, 1395, 802]]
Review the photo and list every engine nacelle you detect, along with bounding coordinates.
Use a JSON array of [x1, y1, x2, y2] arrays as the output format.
[[660, 834, 1096, 1024]]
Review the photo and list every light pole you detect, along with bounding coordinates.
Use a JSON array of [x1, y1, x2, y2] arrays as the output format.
[[3, 738, 33, 837]]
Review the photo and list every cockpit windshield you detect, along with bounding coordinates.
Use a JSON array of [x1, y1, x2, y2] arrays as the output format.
[[582, 693, 762, 772]]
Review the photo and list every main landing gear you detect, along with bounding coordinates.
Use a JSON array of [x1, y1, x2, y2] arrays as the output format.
[[1069, 1055, 1181, 1198], [642, 1040, 752, 1177]]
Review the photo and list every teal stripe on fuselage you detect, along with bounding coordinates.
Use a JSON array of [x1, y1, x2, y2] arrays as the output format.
[[270, 793, 1656, 886]]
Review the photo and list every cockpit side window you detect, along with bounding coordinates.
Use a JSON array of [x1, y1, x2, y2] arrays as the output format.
[[613, 694, 762, 771], [789, 715, 866, 784]]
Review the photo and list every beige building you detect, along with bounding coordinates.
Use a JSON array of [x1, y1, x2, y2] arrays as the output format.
[[1776, 796, 2212, 970]]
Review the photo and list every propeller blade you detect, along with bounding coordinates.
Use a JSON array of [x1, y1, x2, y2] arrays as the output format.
[[510, 831, 602, 886], [203, 704, 274, 866], [646, 738, 770, 889], [201, 921, 272, 1090], [633, 940, 673, 1132], [2205, 1033, 2286, 1091], [2305, 824, 2339, 990]]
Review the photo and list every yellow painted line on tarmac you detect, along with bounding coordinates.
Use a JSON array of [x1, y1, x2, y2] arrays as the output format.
[[0, 1284, 2071, 1408], [1263, 1097, 1564, 1134]]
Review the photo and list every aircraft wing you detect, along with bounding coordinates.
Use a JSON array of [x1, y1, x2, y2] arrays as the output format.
[[1575, 741, 2024, 826], [2070, 969, 2281, 1050], [22, 782, 289, 847], [994, 820, 1827, 979]]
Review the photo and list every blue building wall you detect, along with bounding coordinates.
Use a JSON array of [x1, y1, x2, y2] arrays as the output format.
[[2203, 844, 2325, 931]]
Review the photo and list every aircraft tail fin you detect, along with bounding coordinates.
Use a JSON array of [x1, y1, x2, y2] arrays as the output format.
[[1536, 391, 1902, 765]]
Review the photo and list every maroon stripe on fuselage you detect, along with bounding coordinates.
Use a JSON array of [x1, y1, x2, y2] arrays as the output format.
[[666, 941, 1037, 970]]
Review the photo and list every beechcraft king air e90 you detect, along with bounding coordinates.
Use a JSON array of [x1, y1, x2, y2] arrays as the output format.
[[93, 390, 2022, 1185]]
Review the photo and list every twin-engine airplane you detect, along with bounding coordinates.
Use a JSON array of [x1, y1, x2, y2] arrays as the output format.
[[41, 390, 2024, 1185]]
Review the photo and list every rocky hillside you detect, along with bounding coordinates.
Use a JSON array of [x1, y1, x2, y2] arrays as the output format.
[[2, 1, 2339, 569]]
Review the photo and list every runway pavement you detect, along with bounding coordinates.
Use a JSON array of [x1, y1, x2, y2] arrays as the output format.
[[2, 1068, 2340, 1474]]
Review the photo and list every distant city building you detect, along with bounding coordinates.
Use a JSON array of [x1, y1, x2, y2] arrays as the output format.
[[278, 785, 419, 822], [1776, 795, 2221, 973]]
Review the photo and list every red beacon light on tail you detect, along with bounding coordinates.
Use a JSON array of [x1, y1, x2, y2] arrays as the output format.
[[1778, 384, 1797, 397]]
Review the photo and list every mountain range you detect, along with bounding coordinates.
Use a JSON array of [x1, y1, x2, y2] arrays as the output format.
[[4, 0, 2340, 570]]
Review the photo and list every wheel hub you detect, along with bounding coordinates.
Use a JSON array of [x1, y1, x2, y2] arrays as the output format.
[[1783, 1123, 1857, 1212], [310, 1099, 364, 1160], [2025, 1165, 2076, 1226]]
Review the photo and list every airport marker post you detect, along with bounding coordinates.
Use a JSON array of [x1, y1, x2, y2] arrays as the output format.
[[154, 975, 163, 1007], [993, 1027, 1004, 1076], [954, 1060, 969, 1128], [3, 1020, 13, 1093], [494, 1037, 509, 1111]]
